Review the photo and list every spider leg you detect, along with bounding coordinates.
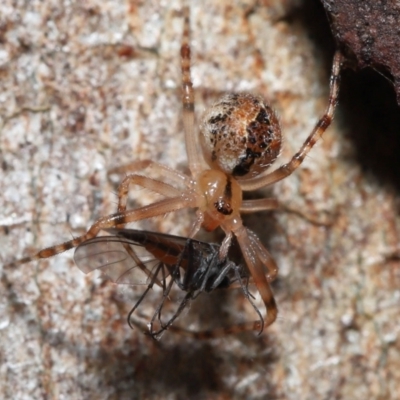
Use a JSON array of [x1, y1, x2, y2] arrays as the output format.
[[5, 196, 195, 268], [234, 266, 265, 327], [116, 174, 182, 214], [217, 231, 234, 262], [186, 210, 205, 239], [240, 198, 279, 213], [235, 226, 278, 330], [242, 198, 335, 227], [239, 51, 343, 191], [280, 203, 337, 227], [108, 159, 190, 187], [181, 5, 203, 177]]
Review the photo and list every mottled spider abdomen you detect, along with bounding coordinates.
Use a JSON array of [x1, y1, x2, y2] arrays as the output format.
[[201, 93, 282, 178]]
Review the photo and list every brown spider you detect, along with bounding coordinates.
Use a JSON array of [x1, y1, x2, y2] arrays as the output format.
[[4, 6, 343, 335]]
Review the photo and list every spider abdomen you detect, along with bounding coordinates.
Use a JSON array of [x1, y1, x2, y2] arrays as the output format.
[[201, 93, 282, 178]]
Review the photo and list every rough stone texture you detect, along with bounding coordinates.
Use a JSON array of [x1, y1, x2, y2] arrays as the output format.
[[0, 0, 399, 399], [321, 0, 400, 105]]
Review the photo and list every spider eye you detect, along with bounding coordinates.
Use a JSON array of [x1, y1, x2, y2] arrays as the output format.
[[201, 93, 282, 179]]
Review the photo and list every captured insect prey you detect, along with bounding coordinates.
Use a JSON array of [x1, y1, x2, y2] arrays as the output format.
[[74, 229, 260, 339], [3, 5, 344, 338]]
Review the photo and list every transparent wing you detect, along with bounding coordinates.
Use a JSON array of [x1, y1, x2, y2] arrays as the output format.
[[74, 236, 163, 285]]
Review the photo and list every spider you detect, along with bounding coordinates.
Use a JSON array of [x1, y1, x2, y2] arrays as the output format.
[[74, 228, 258, 339], [4, 6, 343, 336]]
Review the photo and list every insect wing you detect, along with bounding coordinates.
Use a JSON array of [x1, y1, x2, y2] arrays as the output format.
[[74, 236, 162, 285], [105, 228, 219, 272]]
